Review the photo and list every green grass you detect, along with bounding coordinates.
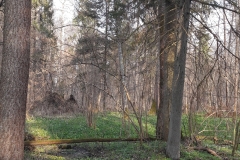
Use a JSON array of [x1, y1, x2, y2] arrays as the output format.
[[24, 112, 240, 160], [26, 112, 156, 139], [181, 113, 239, 141]]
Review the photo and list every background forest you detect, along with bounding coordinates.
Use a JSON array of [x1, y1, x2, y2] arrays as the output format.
[[1, 0, 240, 159]]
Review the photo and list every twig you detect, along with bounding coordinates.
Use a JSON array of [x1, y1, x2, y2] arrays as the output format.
[[193, 0, 240, 14]]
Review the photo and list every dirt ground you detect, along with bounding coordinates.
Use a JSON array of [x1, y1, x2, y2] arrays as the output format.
[[52, 145, 104, 159]]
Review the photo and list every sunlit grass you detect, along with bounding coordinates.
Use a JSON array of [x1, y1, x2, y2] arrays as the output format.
[[25, 112, 240, 159], [26, 112, 157, 140]]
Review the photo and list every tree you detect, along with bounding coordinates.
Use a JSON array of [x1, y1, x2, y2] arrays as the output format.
[[0, 0, 4, 72], [0, 0, 31, 159], [166, 0, 191, 159], [156, 0, 177, 141], [28, 0, 56, 109]]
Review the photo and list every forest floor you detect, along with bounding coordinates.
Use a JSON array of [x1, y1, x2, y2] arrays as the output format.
[[24, 112, 240, 160]]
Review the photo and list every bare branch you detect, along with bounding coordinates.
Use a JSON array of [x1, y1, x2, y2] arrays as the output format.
[[193, 0, 240, 14], [223, 9, 240, 38], [191, 14, 240, 60]]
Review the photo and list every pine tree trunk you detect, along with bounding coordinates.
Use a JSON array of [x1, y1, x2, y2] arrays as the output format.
[[0, 0, 31, 159]]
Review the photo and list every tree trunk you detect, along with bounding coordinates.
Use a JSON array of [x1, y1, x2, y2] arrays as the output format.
[[233, 0, 240, 148], [0, 8, 3, 74], [103, 0, 109, 111], [118, 41, 127, 111], [166, 0, 191, 159], [156, 0, 176, 141], [0, 0, 31, 159]]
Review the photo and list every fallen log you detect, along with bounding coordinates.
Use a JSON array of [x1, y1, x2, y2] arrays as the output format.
[[192, 147, 221, 159], [24, 137, 157, 146]]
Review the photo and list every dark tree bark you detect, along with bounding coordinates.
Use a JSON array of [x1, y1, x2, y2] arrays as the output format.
[[156, 0, 177, 141], [0, 0, 31, 159], [166, 0, 191, 159], [0, 3, 3, 73]]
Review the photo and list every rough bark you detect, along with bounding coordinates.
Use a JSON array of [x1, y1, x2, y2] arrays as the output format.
[[103, 0, 109, 111], [156, 0, 177, 141], [166, 0, 191, 159], [0, 0, 31, 159], [0, 5, 3, 73]]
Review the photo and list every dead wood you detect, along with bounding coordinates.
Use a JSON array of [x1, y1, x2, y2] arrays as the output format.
[[192, 147, 221, 159], [24, 137, 157, 146]]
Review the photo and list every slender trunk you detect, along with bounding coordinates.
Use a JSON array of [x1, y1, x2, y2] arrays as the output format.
[[0, 7, 3, 73], [103, 0, 109, 111], [233, 0, 240, 148], [154, 0, 162, 113], [223, 0, 229, 109], [118, 41, 127, 111], [154, 25, 160, 116], [155, 0, 162, 138]]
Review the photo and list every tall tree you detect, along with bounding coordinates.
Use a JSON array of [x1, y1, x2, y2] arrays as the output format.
[[28, 0, 56, 108], [166, 0, 191, 159], [0, 0, 4, 72], [0, 0, 31, 159], [156, 0, 177, 141]]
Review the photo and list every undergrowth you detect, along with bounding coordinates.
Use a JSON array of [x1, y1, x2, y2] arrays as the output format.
[[24, 112, 240, 160]]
